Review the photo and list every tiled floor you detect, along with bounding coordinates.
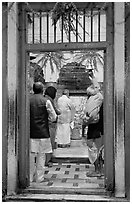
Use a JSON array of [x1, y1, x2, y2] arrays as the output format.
[[30, 163, 104, 190], [30, 137, 104, 193]]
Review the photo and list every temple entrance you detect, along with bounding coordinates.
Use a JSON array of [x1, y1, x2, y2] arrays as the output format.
[[18, 2, 115, 194], [2, 2, 129, 200]]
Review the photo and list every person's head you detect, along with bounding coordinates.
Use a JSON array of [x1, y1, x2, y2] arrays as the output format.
[[92, 78, 100, 93], [33, 82, 44, 94], [86, 86, 96, 96], [86, 78, 100, 96], [45, 86, 57, 100], [63, 89, 69, 97]]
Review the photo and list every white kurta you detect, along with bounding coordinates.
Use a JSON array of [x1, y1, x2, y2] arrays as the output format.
[[55, 95, 74, 145]]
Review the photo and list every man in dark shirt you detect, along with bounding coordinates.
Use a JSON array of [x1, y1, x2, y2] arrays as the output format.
[[30, 82, 57, 182]]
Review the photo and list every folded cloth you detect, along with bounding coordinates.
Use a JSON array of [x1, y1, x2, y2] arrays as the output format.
[[88, 142, 98, 164]]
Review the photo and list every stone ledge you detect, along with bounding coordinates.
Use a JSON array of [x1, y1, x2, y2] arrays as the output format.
[[4, 193, 128, 202]]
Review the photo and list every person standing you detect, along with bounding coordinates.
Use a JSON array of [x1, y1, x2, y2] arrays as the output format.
[[55, 89, 75, 148], [83, 78, 104, 170], [30, 82, 57, 183], [44, 86, 61, 166]]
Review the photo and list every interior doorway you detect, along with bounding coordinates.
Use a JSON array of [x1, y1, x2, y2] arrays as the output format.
[[27, 49, 105, 191]]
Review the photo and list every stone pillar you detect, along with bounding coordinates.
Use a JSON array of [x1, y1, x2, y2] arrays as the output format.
[[2, 2, 8, 197], [7, 3, 19, 195], [114, 2, 125, 197]]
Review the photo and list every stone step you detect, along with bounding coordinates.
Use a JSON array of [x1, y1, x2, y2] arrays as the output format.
[[52, 138, 88, 163], [5, 193, 122, 202], [21, 187, 106, 196], [5, 193, 128, 202], [52, 157, 90, 164], [70, 139, 87, 147], [53, 146, 88, 158]]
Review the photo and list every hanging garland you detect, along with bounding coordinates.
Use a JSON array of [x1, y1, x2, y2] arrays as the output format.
[[51, 2, 109, 40], [51, 2, 82, 40], [74, 50, 104, 72], [51, 2, 77, 24], [34, 52, 70, 73]]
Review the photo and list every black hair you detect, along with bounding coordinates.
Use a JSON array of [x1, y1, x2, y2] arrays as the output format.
[[45, 86, 57, 99], [33, 82, 44, 94]]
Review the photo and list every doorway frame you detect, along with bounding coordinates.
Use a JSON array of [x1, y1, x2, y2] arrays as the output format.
[[18, 3, 114, 192]]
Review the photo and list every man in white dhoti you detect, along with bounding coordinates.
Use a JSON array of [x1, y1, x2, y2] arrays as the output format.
[[55, 89, 75, 148]]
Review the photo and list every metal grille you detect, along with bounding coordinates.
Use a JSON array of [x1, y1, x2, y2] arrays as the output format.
[[26, 9, 106, 44]]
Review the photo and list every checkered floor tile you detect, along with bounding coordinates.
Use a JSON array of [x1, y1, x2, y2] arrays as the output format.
[[31, 163, 104, 189]]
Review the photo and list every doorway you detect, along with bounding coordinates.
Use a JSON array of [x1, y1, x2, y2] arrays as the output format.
[[18, 2, 114, 193], [26, 49, 105, 192]]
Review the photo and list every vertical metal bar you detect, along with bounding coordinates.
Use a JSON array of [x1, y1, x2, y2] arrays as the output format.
[[83, 9, 85, 42], [32, 13, 34, 44], [91, 10, 93, 42], [54, 20, 56, 43], [47, 12, 49, 43], [76, 11, 78, 42], [40, 11, 42, 43], [98, 9, 100, 42], [61, 15, 63, 43], [68, 12, 71, 42]]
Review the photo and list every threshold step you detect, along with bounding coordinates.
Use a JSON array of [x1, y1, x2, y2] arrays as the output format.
[[53, 146, 88, 158], [4, 193, 128, 202], [51, 157, 90, 163], [22, 187, 106, 196], [71, 139, 87, 147]]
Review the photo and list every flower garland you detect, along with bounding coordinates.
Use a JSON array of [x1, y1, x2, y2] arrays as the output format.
[[51, 2, 82, 40]]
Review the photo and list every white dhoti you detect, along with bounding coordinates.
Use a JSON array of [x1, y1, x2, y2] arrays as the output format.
[[55, 94, 75, 147], [55, 123, 71, 145], [30, 138, 52, 182]]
